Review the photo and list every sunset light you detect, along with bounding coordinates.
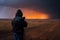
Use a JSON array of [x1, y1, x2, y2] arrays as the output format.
[[21, 8, 49, 19]]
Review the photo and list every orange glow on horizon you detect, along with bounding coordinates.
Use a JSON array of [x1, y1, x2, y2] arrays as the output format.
[[21, 8, 49, 19]]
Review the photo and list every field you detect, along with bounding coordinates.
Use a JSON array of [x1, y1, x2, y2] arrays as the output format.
[[0, 19, 60, 40]]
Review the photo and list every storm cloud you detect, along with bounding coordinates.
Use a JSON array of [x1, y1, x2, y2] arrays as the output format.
[[0, 0, 60, 19]]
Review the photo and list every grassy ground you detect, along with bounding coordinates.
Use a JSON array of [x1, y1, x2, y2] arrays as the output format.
[[0, 19, 60, 40]]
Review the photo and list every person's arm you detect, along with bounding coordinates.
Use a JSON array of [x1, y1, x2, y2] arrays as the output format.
[[24, 21, 28, 27]]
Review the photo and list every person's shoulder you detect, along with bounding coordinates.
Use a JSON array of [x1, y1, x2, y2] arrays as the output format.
[[23, 17, 25, 19], [14, 16, 25, 21]]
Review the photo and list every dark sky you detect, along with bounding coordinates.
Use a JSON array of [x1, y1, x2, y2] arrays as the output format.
[[0, 0, 60, 19]]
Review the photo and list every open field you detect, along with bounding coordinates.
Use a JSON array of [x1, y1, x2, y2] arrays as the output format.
[[0, 19, 60, 40]]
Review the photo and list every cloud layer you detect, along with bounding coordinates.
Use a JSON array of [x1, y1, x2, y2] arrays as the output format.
[[0, 0, 60, 19]]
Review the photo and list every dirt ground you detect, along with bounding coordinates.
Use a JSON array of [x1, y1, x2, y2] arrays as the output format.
[[0, 19, 60, 40]]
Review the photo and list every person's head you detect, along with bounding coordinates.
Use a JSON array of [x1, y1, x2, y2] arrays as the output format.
[[15, 9, 23, 17]]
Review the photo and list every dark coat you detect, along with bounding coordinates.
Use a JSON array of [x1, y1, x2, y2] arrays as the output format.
[[11, 16, 27, 32]]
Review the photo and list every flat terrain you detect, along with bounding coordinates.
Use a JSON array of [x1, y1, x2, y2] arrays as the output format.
[[0, 19, 60, 40]]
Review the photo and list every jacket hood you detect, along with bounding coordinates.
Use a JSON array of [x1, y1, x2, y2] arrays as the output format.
[[15, 9, 23, 17]]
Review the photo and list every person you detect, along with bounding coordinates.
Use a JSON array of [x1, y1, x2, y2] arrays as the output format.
[[11, 9, 27, 40]]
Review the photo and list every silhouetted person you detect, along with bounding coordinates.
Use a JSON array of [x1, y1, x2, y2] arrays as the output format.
[[11, 9, 27, 40]]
